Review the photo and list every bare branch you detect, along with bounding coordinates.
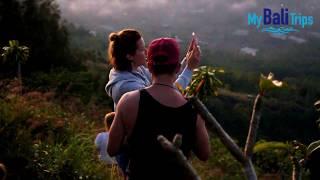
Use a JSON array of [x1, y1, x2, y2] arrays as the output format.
[[189, 97, 246, 164], [157, 135, 201, 180], [189, 97, 257, 180], [244, 94, 262, 158]]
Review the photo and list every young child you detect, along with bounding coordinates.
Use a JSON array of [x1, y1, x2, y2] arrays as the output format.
[[95, 112, 116, 165]]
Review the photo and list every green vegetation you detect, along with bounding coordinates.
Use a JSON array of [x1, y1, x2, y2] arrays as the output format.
[[0, 0, 82, 78], [0, 82, 109, 179], [183, 66, 224, 100], [192, 138, 244, 180]]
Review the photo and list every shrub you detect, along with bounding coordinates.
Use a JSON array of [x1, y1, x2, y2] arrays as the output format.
[[0, 90, 109, 179]]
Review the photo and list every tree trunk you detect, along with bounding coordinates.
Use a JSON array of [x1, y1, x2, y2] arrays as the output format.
[[244, 94, 262, 158], [189, 97, 257, 180], [291, 156, 301, 180], [17, 55, 22, 94], [243, 160, 257, 180]]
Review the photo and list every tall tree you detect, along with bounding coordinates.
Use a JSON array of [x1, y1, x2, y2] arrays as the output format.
[[2, 40, 29, 93], [0, 0, 80, 77]]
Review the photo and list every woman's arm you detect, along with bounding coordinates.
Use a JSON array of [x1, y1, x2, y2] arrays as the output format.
[[107, 96, 127, 156], [175, 42, 201, 89], [107, 91, 140, 156], [175, 67, 192, 89], [193, 115, 210, 161]]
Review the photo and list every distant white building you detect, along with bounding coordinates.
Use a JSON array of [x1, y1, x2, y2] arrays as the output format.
[[240, 47, 258, 56], [288, 36, 307, 44], [174, 35, 183, 43], [270, 34, 287, 40], [231, 0, 257, 11], [309, 32, 320, 38], [99, 25, 115, 31], [233, 29, 249, 36], [89, 30, 97, 37]]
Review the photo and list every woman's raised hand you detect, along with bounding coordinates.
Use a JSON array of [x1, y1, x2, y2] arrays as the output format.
[[186, 36, 201, 70]]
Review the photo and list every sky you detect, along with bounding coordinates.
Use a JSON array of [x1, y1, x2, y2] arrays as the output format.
[[56, 0, 259, 19], [55, 0, 319, 53], [57, 0, 175, 17], [55, 0, 262, 32], [55, 0, 319, 29]]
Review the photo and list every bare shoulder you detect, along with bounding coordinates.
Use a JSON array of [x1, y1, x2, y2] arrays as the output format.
[[116, 90, 140, 119], [116, 90, 141, 134], [117, 90, 140, 112]]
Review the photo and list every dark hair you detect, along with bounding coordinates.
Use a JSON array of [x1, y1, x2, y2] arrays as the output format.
[[150, 55, 179, 76], [104, 112, 115, 130], [108, 29, 142, 71]]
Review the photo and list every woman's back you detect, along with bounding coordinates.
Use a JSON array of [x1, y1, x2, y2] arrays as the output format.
[[127, 88, 197, 179]]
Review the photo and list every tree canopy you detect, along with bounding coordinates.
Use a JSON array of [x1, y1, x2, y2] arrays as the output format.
[[0, 0, 80, 77]]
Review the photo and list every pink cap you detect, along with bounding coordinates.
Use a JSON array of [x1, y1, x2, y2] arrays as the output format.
[[147, 38, 180, 65]]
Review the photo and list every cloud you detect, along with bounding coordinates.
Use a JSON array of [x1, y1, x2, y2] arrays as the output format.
[[57, 0, 169, 17], [230, 0, 257, 12]]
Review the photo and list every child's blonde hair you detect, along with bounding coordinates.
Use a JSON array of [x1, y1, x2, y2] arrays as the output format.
[[104, 112, 115, 130]]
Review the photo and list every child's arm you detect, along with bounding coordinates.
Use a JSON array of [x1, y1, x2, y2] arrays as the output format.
[[94, 134, 102, 157]]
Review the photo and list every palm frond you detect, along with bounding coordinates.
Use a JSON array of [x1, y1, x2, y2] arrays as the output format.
[[306, 140, 320, 157], [253, 141, 290, 153]]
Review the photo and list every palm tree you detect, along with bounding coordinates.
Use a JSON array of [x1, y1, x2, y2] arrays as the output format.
[[1, 40, 30, 93], [300, 100, 320, 179]]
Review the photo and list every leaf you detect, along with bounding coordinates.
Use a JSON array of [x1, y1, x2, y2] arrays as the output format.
[[9, 40, 19, 48], [254, 141, 290, 153], [259, 72, 283, 93], [186, 66, 223, 100], [272, 80, 283, 87], [267, 72, 274, 80], [193, 68, 200, 73], [217, 69, 225, 73], [316, 119, 320, 130], [315, 100, 320, 111], [2, 46, 9, 51], [306, 140, 320, 157]]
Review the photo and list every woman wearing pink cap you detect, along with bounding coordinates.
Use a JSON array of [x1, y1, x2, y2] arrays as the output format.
[[108, 38, 210, 179]]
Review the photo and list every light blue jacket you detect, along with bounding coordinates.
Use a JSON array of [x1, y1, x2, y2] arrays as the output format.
[[105, 65, 192, 108]]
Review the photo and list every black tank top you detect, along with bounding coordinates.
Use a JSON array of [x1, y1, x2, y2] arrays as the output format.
[[127, 89, 198, 179]]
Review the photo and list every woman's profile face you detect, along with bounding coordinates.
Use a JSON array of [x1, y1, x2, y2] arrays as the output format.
[[131, 38, 147, 67]]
